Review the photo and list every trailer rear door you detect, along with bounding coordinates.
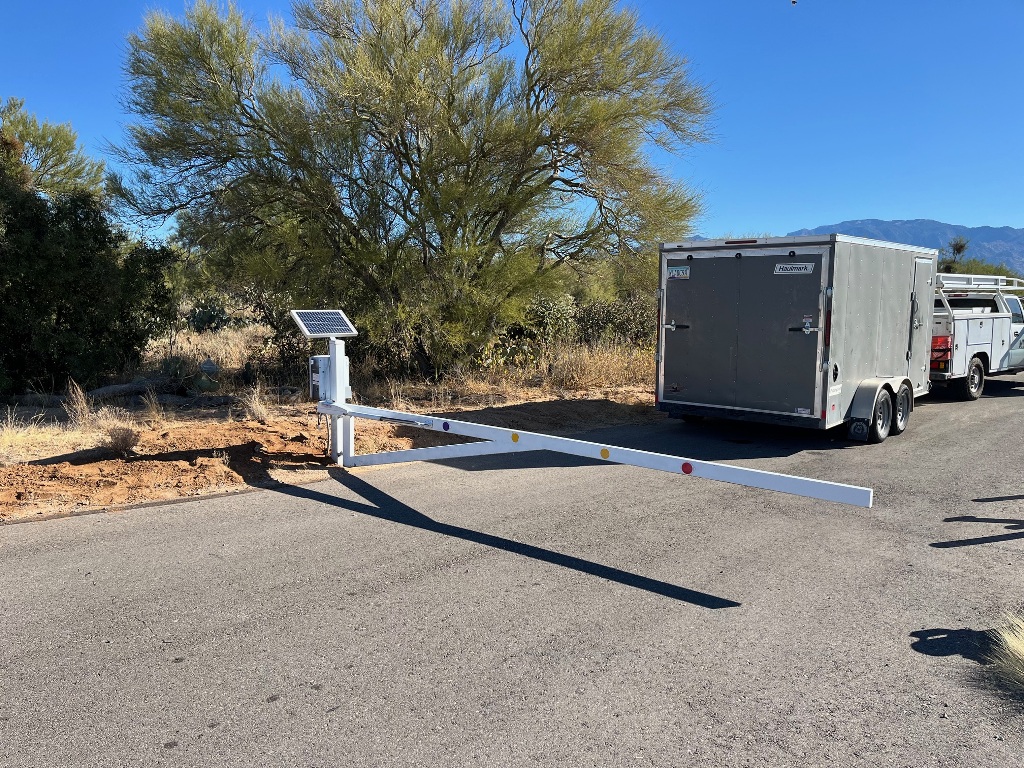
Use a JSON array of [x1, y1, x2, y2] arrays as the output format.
[[662, 247, 828, 417], [661, 256, 739, 407]]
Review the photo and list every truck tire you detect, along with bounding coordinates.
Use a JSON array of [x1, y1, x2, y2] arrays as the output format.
[[891, 384, 912, 435], [955, 356, 985, 401], [868, 388, 892, 443]]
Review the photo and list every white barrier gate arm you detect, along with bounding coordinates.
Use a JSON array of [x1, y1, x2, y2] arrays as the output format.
[[317, 401, 873, 507], [309, 326, 873, 508]]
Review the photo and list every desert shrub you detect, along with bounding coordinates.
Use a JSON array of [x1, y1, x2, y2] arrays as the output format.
[[186, 297, 233, 333], [103, 425, 141, 456], [525, 295, 578, 345], [575, 296, 656, 345], [92, 406, 140, 455], [0, 170, 176, 395], [989, 611, 1024, 694]]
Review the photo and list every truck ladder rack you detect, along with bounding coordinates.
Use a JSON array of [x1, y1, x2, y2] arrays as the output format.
[[936, 273, 1024, 292]]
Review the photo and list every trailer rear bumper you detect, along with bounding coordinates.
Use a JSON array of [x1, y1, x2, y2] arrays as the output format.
[[658, 401, 826, 429]]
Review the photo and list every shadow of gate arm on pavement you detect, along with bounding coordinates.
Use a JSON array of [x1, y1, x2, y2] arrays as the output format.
[[266, 468, 741, 610]]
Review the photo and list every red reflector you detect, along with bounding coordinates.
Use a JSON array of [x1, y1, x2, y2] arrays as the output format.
[[823, 309, 832, 347], [821, 410, 826, 419]]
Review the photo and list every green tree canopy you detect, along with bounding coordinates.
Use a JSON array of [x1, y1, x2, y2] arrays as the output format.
[[0, 98, 106, 197], [115, 0, 711, 372], [0, 135, 175, 395]]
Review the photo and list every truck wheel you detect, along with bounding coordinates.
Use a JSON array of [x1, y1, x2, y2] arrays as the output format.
[[868, 388, 892, 443], [891, 384, 912, 435], [955, 357, 985, 401]]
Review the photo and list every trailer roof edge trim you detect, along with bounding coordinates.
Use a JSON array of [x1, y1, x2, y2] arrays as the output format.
[[661, 234, 938, 256]]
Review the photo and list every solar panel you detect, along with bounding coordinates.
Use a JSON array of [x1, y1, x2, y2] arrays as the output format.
[[290, 309, 358, 339]]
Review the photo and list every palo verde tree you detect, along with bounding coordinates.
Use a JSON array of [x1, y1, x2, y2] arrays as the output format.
[[114, 0, 711, 373], [0, 98, 106, 198]]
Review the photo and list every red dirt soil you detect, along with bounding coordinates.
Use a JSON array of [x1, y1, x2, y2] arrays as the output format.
[[0, 391, 661, 524]]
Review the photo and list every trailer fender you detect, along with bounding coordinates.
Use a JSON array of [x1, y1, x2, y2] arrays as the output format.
[[846, 379, 893, 441]]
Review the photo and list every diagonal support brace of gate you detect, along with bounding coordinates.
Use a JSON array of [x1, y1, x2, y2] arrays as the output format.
[[315, 403, 873, 509]]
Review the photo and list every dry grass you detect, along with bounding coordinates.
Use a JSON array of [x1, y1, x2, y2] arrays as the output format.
[[141, 387, 164, 425], [346, 341, 654, 413], [145, 326, 275, 374], [0, 408, 35, 466], [0, 407, 93, 464], [241, 383, 270, 424], [541, 341, 654, 390], [63, 379, 93, 427], [989, 612, 1024, 693]]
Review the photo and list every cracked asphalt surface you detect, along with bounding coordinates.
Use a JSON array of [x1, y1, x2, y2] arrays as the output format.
[[2, 375, 1023, 767]]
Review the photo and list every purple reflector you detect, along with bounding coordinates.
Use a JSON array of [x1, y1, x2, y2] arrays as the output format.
[[442, 422, 449, 431]]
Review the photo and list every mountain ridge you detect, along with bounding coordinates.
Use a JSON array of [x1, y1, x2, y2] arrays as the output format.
[[786, 219, 1024, 274]]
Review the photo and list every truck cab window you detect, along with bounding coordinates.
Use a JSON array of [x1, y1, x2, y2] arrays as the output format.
[[936, 297, 999, 312], [1006, 295, 1024, 324]]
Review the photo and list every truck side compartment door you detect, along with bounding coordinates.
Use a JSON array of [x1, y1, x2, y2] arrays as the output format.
[[1005, 295, 1024, 342], [1009, 313, 1024, 369]]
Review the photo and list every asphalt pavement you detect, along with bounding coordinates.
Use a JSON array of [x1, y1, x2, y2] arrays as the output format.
[[2, 375, 1023, 767]]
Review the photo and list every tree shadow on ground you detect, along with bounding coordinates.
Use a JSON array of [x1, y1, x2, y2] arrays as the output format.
[[910, 628, 996, 665], [265, 467, 741, 610], [911, 627, 1024, 704], [931, 515, 1024, 549]]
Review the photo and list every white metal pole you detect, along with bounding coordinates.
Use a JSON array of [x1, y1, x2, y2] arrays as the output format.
[[328, 337, 354, 466]]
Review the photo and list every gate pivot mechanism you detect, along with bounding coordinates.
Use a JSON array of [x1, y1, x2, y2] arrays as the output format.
[[293, 310, 873, 508]]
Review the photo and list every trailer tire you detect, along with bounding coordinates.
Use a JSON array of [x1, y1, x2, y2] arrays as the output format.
[[955, 357, 985, 401], [867, 388, 892, 443], [891, 384, 912, 435]]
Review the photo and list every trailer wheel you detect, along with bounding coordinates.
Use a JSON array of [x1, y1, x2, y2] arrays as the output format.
[[955, 357, 985, 401], [867, 388, 892, 443], [891, 384, 912, 435]]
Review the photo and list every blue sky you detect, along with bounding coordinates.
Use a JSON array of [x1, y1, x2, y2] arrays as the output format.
[[3, 0, 1022, 237]]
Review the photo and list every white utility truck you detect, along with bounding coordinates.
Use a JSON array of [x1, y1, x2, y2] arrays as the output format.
[[930, 273, 1024, 398]]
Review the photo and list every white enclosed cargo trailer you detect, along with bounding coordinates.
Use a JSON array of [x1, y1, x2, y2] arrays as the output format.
[[656, 235, 937, 442]]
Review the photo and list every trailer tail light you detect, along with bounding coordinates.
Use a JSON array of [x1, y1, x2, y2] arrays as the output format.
[[823, 309, 832, 347]]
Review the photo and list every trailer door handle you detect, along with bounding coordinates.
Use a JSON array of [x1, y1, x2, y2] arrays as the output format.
[[663, 322, 690, 331], [788, 326, 820, 334]]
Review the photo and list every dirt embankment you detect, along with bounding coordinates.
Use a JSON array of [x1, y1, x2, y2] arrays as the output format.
[[1, 388, 661, 524]]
